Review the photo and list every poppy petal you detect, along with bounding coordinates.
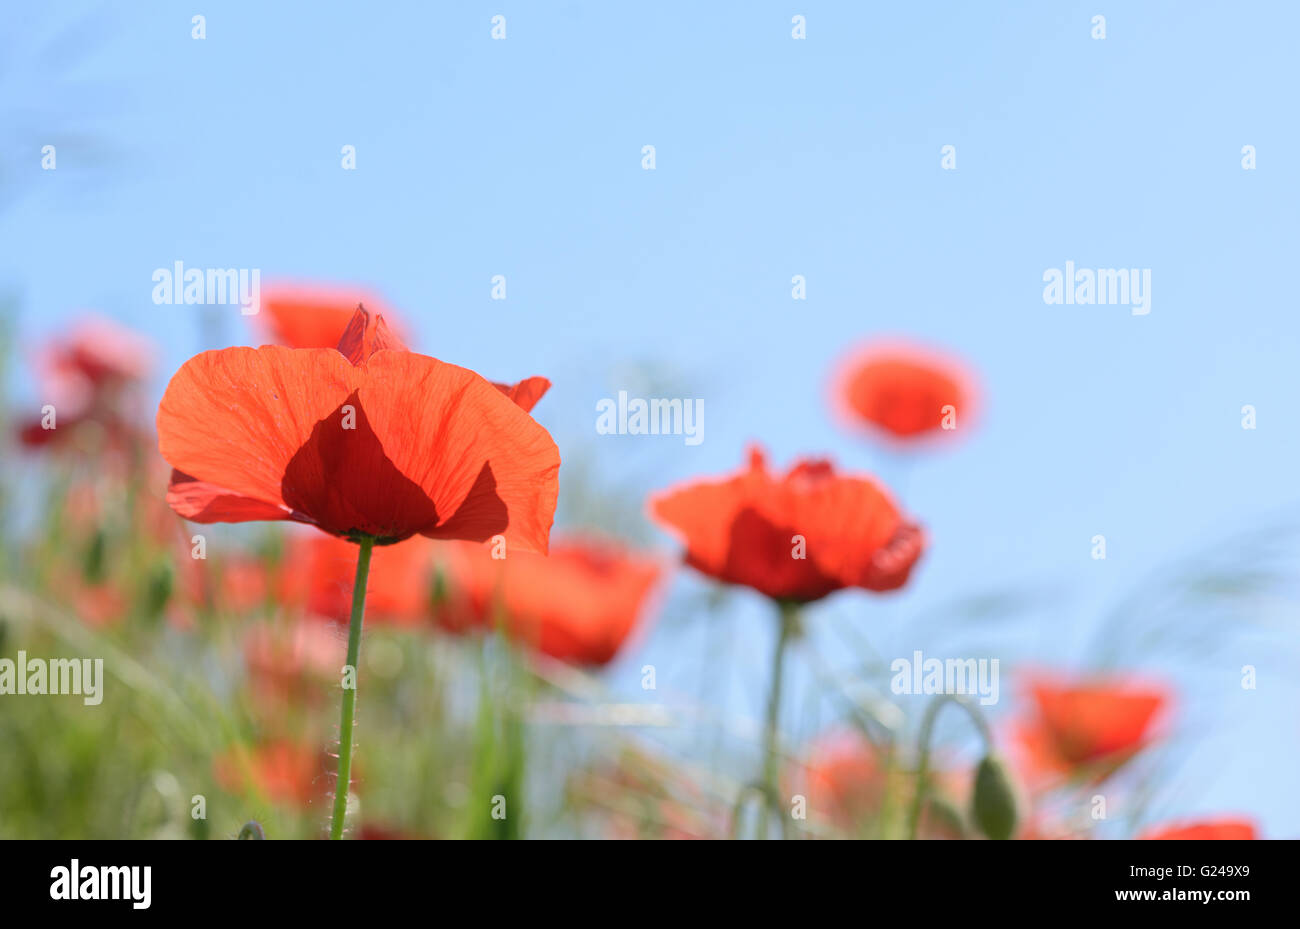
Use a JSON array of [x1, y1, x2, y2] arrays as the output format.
[[167, 469, 298, 523], [157, 346, 361, 514], [336, 307, 409, 366], [494, 376, 551, 413], [356, 351, 560, 553]]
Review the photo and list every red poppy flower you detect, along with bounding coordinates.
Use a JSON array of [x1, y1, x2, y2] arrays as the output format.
[[1013, 673, 1170, 785], [433, 536, 663, 665], [176, 548, 274, 615], [243, 619, 346, 706], [798, 730, 886, 826], [288, 531, 434, 627], [258, 282, 406, 351], [18, 316, 153, 448], [1138, 817, 1257, 840], [831, 339, 976, 443], [157, 307, 560, 550], [792, 729, 965, 837], [213, 739, 329, 809], [257, 284, 551, 412], [647, 445, 923, 603]]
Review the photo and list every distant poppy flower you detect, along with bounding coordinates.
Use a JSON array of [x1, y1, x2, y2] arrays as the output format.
[[258, 284, 551, 412], [832, 339, 977, 444], [70, 577, 130, 629], [1014, 674, 1170, 786], [243, 620, 346, 706], [213, 739, 328, 809], [797, 730, 886, 826], [289, 531, 434, 627], [792, 730, 964, 838], [434, 535, 663, 665], [1138, 818, 1257, 840], [177, 548, 274, 615], [258, 283, 405, 352], [158, 307, 560, 550], [647, 445, 923, 603], [18, 315, 153, 448]]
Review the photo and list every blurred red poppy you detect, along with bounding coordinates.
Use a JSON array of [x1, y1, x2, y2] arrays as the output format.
[[243, 619, 346, 706], [1014, 673, 1170, 786], [288, 531, 434, 627], [258, 282, 405, 351], [158, 307, 560, 550], [793, 729, 965, 838], [831, 339, 976, 444], [433, 536, 662, 665], [213, 739, 328, 809], [798, 730, 886, 826], [257, 284, 551, 412], [647, 445, 923, 602], [18, 315, 153, 448], [176, 548, 273, 615], [1138, 817, 1257, 840]]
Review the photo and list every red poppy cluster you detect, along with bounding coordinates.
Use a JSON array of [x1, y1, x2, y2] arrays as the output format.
[[12, 287, 1259, 841]]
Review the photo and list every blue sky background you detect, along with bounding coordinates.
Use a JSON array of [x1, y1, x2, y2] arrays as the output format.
[[4, 1, 1299, 836]]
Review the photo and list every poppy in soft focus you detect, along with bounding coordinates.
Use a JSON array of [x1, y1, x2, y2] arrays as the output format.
[[257, 284, 551, 412], [793, 730, 965, 838], [433, 535, 662, 665], [213, 739, 329, 809], [831, 338, 976, 444], [647, 445, 923, 603], [1013, 673, 1170, 786], [797, 730, 886, 827], [288, 531, 434, 627], [1138, 817, 1257, 840], [243, 619, 346, 707], [157, 307, 560, 550], [258, 282, 405, 352], [177, 548, 274, 616], [18, 315, 153, 448]]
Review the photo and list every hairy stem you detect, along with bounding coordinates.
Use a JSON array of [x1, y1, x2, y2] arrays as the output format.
[[329, 536, 374, 840]]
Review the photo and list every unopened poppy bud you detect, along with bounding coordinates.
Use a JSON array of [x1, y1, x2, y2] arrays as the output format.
[[971, 754, 1019, 840], [237, 820, 265, 840], [141, 558, 174, 619]]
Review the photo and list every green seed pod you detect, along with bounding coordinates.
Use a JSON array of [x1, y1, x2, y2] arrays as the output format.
[[970, 754, 1019, 840]]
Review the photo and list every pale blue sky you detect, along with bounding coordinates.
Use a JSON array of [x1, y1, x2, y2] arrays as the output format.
[[4, 1, 1298, 836]]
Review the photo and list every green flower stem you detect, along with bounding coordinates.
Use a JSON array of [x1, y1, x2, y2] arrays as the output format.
[[756, 601, 799, 839], [329, 535, 374, 840], [907, 693, 992, 840]]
